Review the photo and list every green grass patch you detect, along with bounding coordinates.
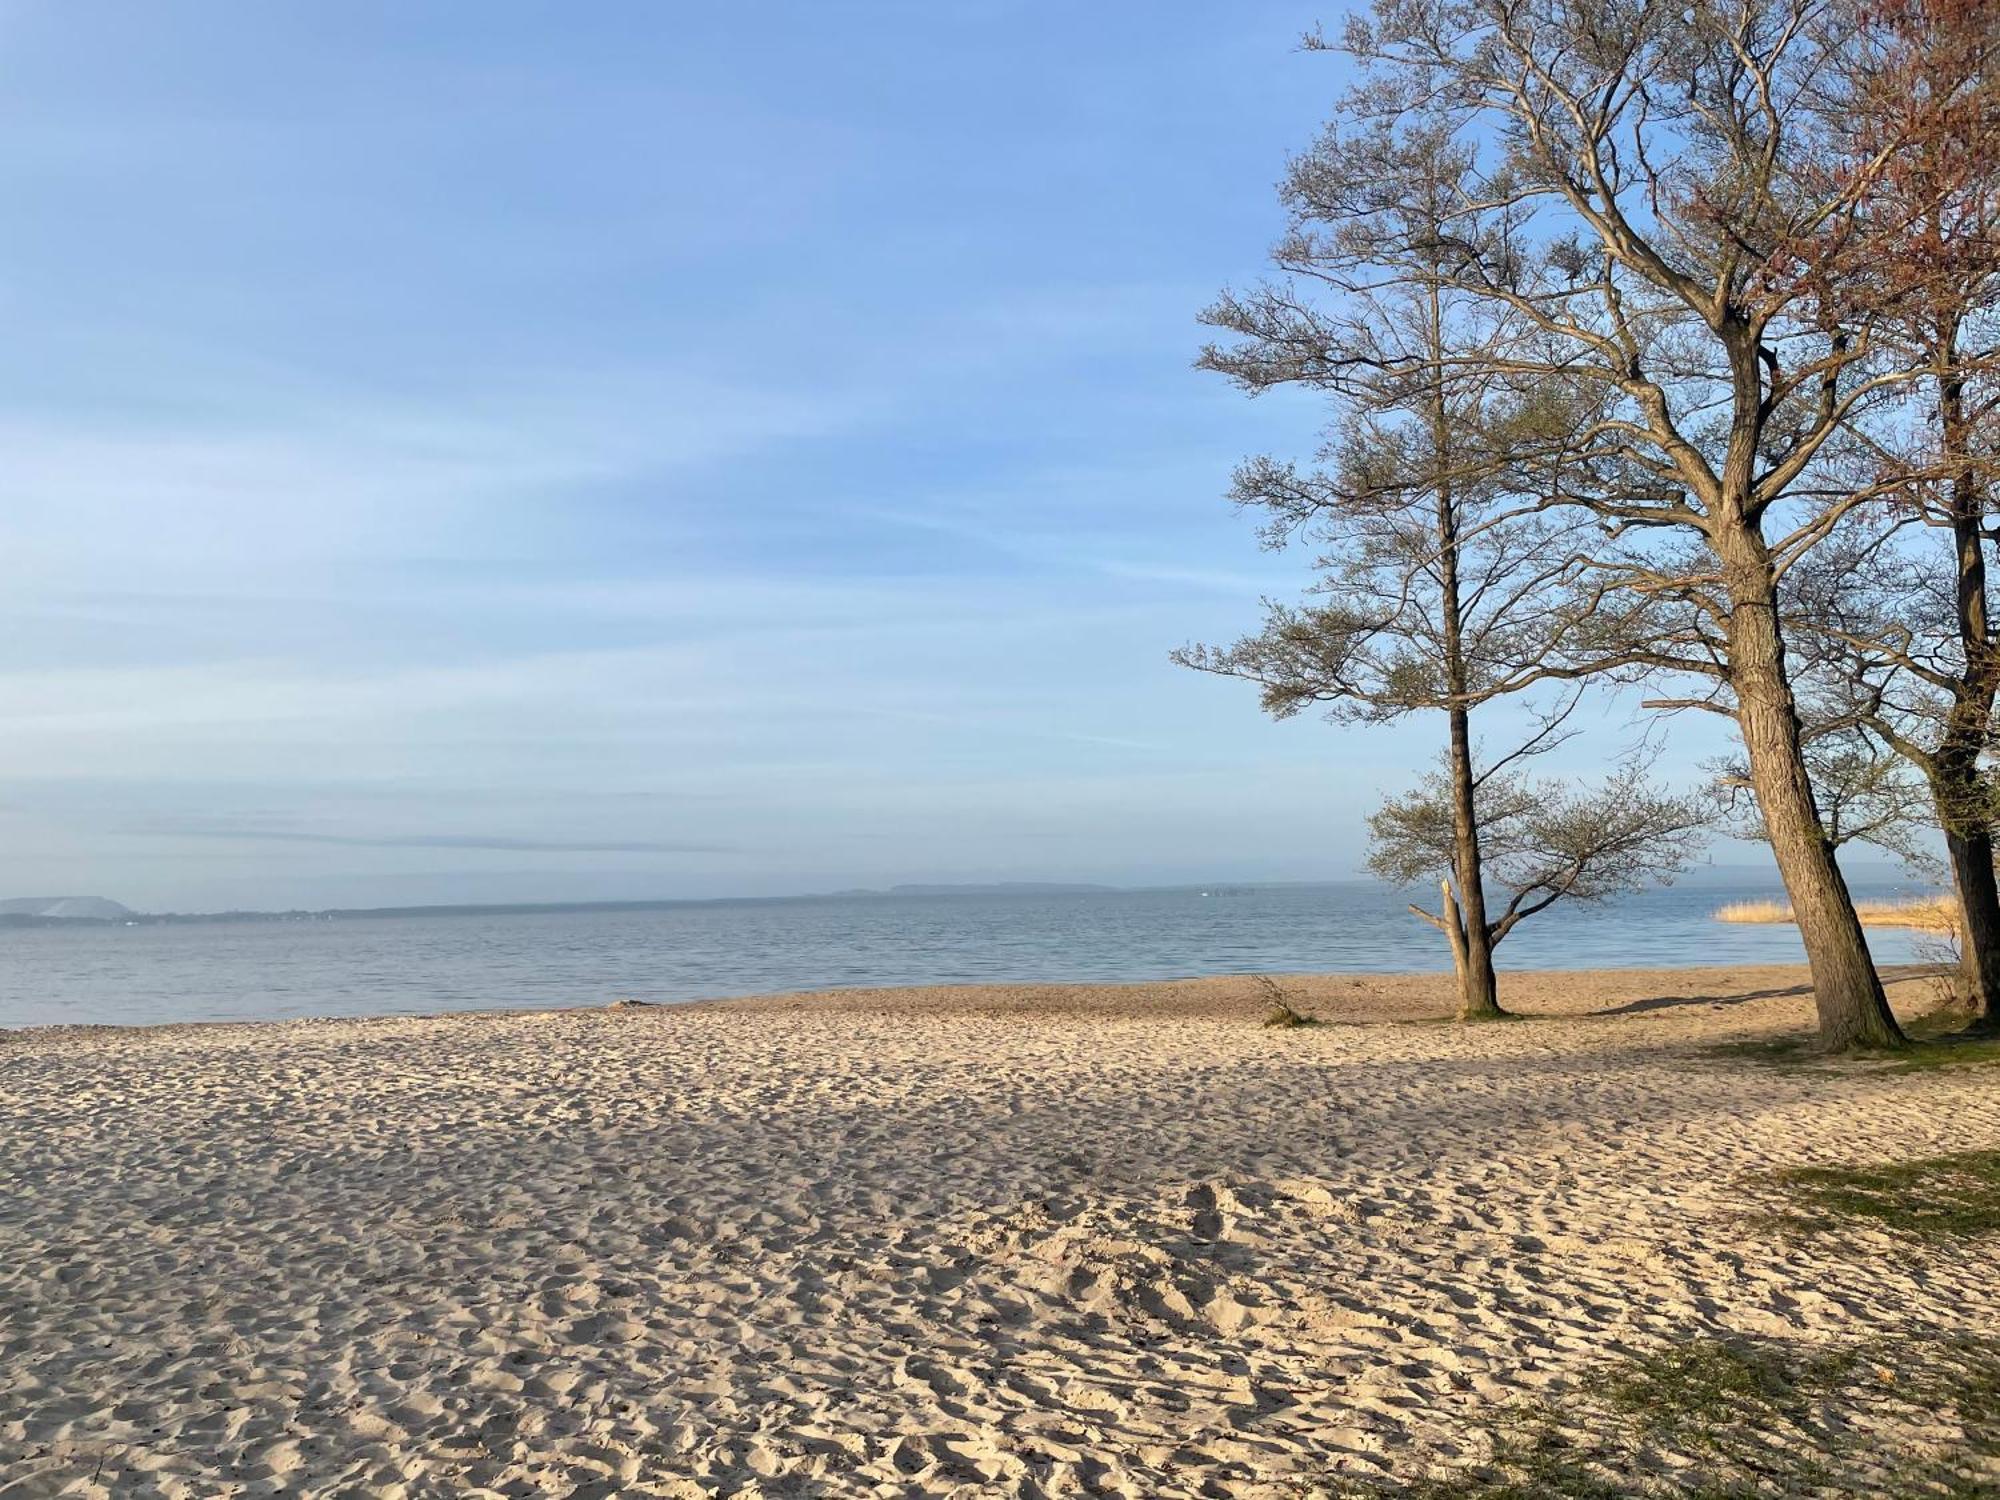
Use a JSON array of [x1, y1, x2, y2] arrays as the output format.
[[1881, 1034, 2000, 1074], [1906, 1007, 1975, 1040], [1768, 1149, 2000, 1240], [1602, 1337, 1858, 1440], [1706, 1025, 2000, 1076], [1341, 1431, 1627, 1498], [1318, 1334, 2000, 1497], [1917, 1338, 2000, 1443]]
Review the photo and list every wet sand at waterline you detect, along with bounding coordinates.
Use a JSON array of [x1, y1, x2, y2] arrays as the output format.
[[3, 965, 1994, 1497]]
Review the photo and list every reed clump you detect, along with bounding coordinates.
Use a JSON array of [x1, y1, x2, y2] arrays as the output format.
[[1714, 896, 1959, 934]]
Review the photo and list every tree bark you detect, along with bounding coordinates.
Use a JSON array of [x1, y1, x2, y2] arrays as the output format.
[[1445, 703, 1503, 1020], [1716, 524, 1905, 1049], [1944, 822, 2000, 1030], [1935, 353, 2000, 1031], [1425, 281, 1502, 1023], [1439, 876, 1470, 984]]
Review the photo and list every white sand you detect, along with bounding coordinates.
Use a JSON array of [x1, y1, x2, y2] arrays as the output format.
[[1, 965, 1994, 1497]]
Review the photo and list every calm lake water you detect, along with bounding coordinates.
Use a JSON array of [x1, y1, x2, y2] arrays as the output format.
[[0, 878, 1940, 1031]]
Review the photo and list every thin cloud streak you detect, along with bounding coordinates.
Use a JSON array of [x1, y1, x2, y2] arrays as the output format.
[[130, 827, 731, 855]]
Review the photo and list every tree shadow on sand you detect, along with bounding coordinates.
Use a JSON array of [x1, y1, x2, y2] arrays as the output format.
[[1590, 983, 1813, 1017]]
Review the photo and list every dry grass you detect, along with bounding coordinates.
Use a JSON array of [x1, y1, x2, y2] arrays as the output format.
[[1254, 974, 1322, 1028], [1715, 895, 1959, 934], [1713, 898, 1795, 925]]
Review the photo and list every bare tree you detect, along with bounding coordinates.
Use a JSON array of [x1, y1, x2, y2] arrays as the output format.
[[1206, 0, 1943, 1048], [1370, 747, 1711, 985]]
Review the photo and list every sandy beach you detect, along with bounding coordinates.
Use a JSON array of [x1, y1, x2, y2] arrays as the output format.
[[3, 964, 1996, 1497]]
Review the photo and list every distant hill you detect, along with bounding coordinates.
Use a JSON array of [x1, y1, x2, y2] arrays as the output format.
[[840, 882, 1121, 898], [0, 896, 136, 921]]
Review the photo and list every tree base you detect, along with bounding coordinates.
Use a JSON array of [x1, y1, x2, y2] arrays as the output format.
[[1457, 1005, 1516, 1023]]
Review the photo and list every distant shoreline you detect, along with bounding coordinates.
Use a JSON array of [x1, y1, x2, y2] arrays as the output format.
[[0, 883, 1208, 928], [0, 867, 1894, 928]]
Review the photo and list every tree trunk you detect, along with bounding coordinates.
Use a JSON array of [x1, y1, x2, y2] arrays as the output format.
[[1936, 354, 2000, 1031], [1426, 281, 1502, 1023], [1716, 525, 1904, 1049], [1446, 703, 1503, 1020], [1944, 822, 2000, 1031]]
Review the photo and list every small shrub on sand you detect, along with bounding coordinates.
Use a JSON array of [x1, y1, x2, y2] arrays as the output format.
[[1262, 1003, 1321, 1029], [1256, 975, 1321, 1028]]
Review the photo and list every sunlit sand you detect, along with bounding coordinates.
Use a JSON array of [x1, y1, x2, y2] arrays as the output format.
[[4, 964, 1995, 1495]]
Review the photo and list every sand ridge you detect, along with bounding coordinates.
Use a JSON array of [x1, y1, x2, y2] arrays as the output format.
[[0, 964, 1993, 1496]]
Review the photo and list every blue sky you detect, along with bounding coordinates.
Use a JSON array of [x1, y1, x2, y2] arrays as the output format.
[[0, 3, 1743, 911]]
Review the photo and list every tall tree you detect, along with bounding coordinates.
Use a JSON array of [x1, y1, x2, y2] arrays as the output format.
[[1181, 128, 1695, 1017], [1227, 0, 1945, 1048], [1789, 0, 2000, 1027]]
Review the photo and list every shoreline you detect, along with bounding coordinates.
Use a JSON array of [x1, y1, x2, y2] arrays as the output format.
[[0, 959, 1950, 1041]]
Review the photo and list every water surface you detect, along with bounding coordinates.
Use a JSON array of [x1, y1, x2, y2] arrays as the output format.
[[0, 879, 1939, 1030]]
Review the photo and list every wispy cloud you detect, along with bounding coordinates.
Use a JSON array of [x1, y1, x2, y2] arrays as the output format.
[[0, 363, 878, 584], [0, 1, 1507, 910], [1094, 560, 1281, 594], [128, 826, 729, 854]]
